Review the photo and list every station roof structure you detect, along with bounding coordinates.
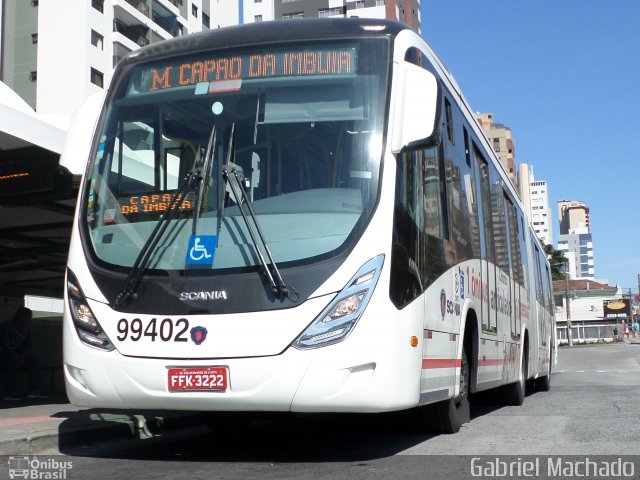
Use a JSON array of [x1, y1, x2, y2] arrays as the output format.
[[0, 82, 75, 298]]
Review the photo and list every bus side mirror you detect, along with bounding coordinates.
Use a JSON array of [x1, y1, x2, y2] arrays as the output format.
[[391, 61, 440, 153], [60, 91, 106, 176]]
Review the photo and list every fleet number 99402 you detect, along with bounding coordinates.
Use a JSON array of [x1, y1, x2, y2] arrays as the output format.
[[116, 318, 189, 342]]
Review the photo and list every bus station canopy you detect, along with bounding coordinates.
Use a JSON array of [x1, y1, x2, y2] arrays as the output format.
[[0, 82, 75, 298]]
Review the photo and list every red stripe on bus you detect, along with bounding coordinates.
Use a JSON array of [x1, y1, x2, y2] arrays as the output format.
[[422, 358, 461, 369]]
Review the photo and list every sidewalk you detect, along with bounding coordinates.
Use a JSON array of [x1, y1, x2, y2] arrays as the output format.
[[0, 392, 200, 455]]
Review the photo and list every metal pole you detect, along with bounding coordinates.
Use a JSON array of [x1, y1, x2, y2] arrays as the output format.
[[565, 261, 573, 347], [630, 288, 635, 339]]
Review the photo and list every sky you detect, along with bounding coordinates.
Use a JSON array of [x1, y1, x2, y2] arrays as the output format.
[[420, 0, 640, 291]]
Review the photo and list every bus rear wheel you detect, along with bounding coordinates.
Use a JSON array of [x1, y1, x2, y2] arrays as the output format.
[[505, 349, 526, 406], [536, 356, 552, 392]]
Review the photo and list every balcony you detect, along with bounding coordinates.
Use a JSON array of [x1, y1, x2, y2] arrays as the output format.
[[124, 0, 150, 17], [113, 42, 133, 67], [113, 18, 150, 47], [152, 0, 183, 37]]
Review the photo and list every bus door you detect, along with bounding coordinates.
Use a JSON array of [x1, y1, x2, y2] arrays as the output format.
[[498, 192, 520, 382], [490, 181, 512, 380], [505, 194, 521, 341], [516, 210, 530, 341], [472, 146, 499, 382], [533, 243, 552, 373]]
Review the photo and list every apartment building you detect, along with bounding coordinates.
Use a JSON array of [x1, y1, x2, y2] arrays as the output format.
[[517, 164, 552, 246], [0, 0, 220, 130], [476, 112, 516, 187], [557, 200, 595, 279], [558, 200, 590, 235], [244, 0, 420, 32]]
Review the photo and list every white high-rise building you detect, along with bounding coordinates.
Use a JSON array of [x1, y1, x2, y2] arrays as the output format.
[[1, 0, 224, 131], [517, 164, 552, 246], [1, 0, 417, 134], [557, 200, 595, 279]]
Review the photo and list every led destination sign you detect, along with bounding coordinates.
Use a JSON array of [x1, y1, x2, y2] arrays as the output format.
[[140, 47, 357, 93], [119, 192, 193, 216]]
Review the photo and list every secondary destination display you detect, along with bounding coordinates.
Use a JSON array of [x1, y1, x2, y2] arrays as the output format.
[[138, 47, 357, 93], [118, 192, 193, 216]]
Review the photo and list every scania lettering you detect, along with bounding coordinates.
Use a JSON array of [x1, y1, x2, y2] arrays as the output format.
[[179, 291, 228, 301]]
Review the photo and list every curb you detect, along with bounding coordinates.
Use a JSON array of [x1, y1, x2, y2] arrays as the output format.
[[0, 411, 202, 455]]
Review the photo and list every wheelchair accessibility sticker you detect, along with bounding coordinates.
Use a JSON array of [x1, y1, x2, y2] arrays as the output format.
[[185, 235, 218, 267]]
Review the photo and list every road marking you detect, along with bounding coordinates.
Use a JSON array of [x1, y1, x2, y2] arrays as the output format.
[[555, 370, 631, 373]]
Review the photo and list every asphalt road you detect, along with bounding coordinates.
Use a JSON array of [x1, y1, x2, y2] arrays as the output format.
[[4, 342, 640, 480]]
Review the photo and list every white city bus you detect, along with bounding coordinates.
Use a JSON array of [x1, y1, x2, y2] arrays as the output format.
[[63, 19, 555, 433]]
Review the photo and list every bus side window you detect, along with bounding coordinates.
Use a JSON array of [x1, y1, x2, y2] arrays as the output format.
[[505, 195, 520, 283], [492, 182, 510, 277], [444, 98, 454, 144], [463, 127, 470, 167], [390, 145, 449, 308], [533, 242, 545, 309], [517, 211, 529, 295], [442, 96, 475, 264], [543, 262, 554, 314], [474, 146, 495, 266]]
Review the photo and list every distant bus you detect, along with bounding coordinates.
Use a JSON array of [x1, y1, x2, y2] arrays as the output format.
[[62, 18, 555, 433]]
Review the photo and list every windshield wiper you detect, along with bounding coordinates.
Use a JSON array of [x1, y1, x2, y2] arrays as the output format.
[[221, 125, 296, 300], [192, 125, 217, 235], [115, 125, 217, 307]]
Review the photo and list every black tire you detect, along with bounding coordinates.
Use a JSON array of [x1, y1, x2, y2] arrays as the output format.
[[536, 356, 552, 392], [505, 349, 526, 406], [423, 346, 471, 434]]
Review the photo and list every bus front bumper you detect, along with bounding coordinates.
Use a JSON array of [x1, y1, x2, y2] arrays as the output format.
[[64, 342, 418, 413]]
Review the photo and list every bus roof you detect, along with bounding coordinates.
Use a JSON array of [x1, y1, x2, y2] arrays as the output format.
[[120, 18, 408, 67]]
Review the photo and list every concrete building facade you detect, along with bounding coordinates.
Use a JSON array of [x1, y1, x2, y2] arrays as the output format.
[[552, 278, 623, 345], [517, 163, 552, 246], [245, 0, 420, 32], [1, 0, 219, 131], [557, 200, 595, 279], [476, 112, 516, 187], [558, 200, 589, 235]]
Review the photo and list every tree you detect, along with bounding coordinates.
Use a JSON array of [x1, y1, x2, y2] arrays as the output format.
[[544, 243, 568, 281]]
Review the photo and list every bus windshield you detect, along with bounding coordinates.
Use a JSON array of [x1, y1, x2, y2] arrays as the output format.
[[83, 38, 388, 273]]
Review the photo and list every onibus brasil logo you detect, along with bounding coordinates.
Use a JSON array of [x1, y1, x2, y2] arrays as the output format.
[[7, 456, 72, 479]]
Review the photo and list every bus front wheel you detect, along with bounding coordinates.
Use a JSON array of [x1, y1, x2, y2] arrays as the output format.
[[421, 346, 471, 434]]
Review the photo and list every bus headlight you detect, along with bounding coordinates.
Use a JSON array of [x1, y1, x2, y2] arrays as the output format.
[[66, 269, 115, 351], [293, 254, 384, 349]]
